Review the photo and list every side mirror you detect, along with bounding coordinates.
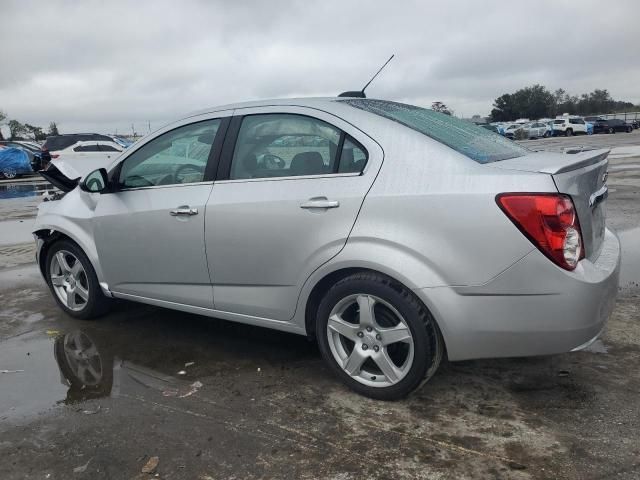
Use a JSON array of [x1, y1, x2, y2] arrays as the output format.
[[80, 168, 109, 193]]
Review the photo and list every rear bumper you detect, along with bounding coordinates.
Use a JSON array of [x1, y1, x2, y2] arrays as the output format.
[[417, 228, 621, 361]]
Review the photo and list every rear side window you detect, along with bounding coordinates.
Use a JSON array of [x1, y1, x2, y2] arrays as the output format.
[[73, 144, 101, 152], [553, 119, 565, 124], [230, 114, 342, 180], [338, 136, 368, 173], [98, 144, 120, 152], [341, 99, 529, 163]]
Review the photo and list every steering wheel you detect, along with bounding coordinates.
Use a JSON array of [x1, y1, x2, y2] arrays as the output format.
[[174, 163, 205, 183], [261, 154, 285, 169]]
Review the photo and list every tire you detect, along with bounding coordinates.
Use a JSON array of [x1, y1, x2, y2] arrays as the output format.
[[627, 127, 632, 133], [543, 131, 550, 138], [608, 127, 614, 134], [565, 129, 573, 137], [45, 239, 111, 320], [315, 272, 443, 400]]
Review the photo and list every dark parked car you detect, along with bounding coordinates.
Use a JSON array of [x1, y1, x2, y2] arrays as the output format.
[[591, 119, 633, 134]]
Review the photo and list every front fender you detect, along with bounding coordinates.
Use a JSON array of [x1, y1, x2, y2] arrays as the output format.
[[33, 190, 108, 293]]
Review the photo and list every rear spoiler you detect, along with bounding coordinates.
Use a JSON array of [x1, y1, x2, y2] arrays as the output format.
[[39, 164, 80, 192]]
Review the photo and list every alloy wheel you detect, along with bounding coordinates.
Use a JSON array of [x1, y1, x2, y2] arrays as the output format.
[[62, 331, 103, 386], [50, 250, 90, 311], [326, 294, 414, 388]]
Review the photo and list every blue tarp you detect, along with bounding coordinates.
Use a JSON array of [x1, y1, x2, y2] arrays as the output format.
[[0, 148, 32, 176]]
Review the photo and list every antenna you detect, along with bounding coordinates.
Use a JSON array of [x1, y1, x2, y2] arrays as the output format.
[[338, 54, 395, 98]]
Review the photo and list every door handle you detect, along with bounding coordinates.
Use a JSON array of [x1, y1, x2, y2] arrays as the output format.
[[170, 206, 198, 216], [300, 198, 340, 209]]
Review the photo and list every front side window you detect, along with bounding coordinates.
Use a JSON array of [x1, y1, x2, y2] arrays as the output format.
[[230, 114, 342, 180], [119, 119, 220, 188], [341, 99, 529, 163]]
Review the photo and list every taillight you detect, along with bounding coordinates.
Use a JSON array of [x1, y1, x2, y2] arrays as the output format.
[[496, 193, 585, 271], [51, 154, 59, 159]]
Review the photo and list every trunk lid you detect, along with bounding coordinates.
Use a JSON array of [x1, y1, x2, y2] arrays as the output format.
[[488, 149, 610, 260]]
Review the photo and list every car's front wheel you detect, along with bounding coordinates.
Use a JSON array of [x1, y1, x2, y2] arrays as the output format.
[[565, 129, 573, 137], [46, 240, 111, 320], [316, 272, 443, 400]]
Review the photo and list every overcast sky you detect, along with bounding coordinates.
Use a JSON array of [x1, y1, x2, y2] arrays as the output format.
[[1, 0, 639, 135]]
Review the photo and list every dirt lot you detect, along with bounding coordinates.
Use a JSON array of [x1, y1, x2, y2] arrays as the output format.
[[0, 144, 638, 479]]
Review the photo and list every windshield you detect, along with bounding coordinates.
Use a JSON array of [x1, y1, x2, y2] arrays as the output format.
[[340, 99, 529, 163]]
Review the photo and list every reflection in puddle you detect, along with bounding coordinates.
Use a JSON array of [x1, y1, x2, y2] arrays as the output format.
[[0, 182, 52, 200], [618, 227, 640, 292], [0, 329, 197, 424]]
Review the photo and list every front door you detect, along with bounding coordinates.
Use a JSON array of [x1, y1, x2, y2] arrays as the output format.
[[205, 107, 382, 321], [93, 115, 228, 308]]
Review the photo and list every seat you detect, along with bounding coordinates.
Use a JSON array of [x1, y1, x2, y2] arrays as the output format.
[[289, 151, 325, 176]]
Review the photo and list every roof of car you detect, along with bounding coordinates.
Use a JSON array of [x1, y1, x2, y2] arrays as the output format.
[[183, 97, 352, 119]]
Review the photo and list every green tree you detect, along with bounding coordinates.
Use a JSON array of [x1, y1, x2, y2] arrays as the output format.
[[8, 120, 27, 140], [48, 121, 59, 136], [24, 123, 46, 141], [431, 101, 453, 115]]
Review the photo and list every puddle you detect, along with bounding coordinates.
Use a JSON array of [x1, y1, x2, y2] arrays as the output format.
[[0, 182, 52, 200], [0, 305, 312, 426], [618, 226, 640, 292]]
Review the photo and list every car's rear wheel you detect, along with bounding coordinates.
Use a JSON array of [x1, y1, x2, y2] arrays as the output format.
[[608, 127, 615, 134], [316, 272, 443, 400], [46, 240, 111, 320], [627, 126, 632, 133], [543, 131, 550, 138], [565, 129, 573, 137]]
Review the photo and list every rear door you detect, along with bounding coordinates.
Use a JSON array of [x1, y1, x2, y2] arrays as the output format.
[[205, 106, 383, 321]]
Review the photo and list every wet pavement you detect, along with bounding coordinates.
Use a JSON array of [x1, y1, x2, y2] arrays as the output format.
[[0, 152, 639, 479]]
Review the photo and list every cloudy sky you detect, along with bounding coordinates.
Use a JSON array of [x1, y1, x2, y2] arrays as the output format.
[[1, 0, 639, 135]]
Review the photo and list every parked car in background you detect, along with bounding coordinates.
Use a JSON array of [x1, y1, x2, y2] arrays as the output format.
[[47, 140, 125, 180], [552, 117, 588, 136], [592, 119, 634, 134], [523, 122, 551, 139], [503, 123, 523, 139], [41, 133, 129, 167], [34, 97, 620, 400], [0, 140, 45, 171]]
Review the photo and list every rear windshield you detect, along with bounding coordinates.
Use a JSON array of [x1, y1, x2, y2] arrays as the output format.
[[339, 99, 529, 163]]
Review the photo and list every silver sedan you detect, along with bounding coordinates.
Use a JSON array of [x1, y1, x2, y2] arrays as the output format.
[[34, 98, 620, 399]]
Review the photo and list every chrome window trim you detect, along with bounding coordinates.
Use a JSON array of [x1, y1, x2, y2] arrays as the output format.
[[117, 181, 214, 192], [215, 172, 361, 184]]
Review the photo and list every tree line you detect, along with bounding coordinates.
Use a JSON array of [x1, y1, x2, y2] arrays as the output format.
[[489, 85, 638, 122], [0, 109, 59, 141]]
